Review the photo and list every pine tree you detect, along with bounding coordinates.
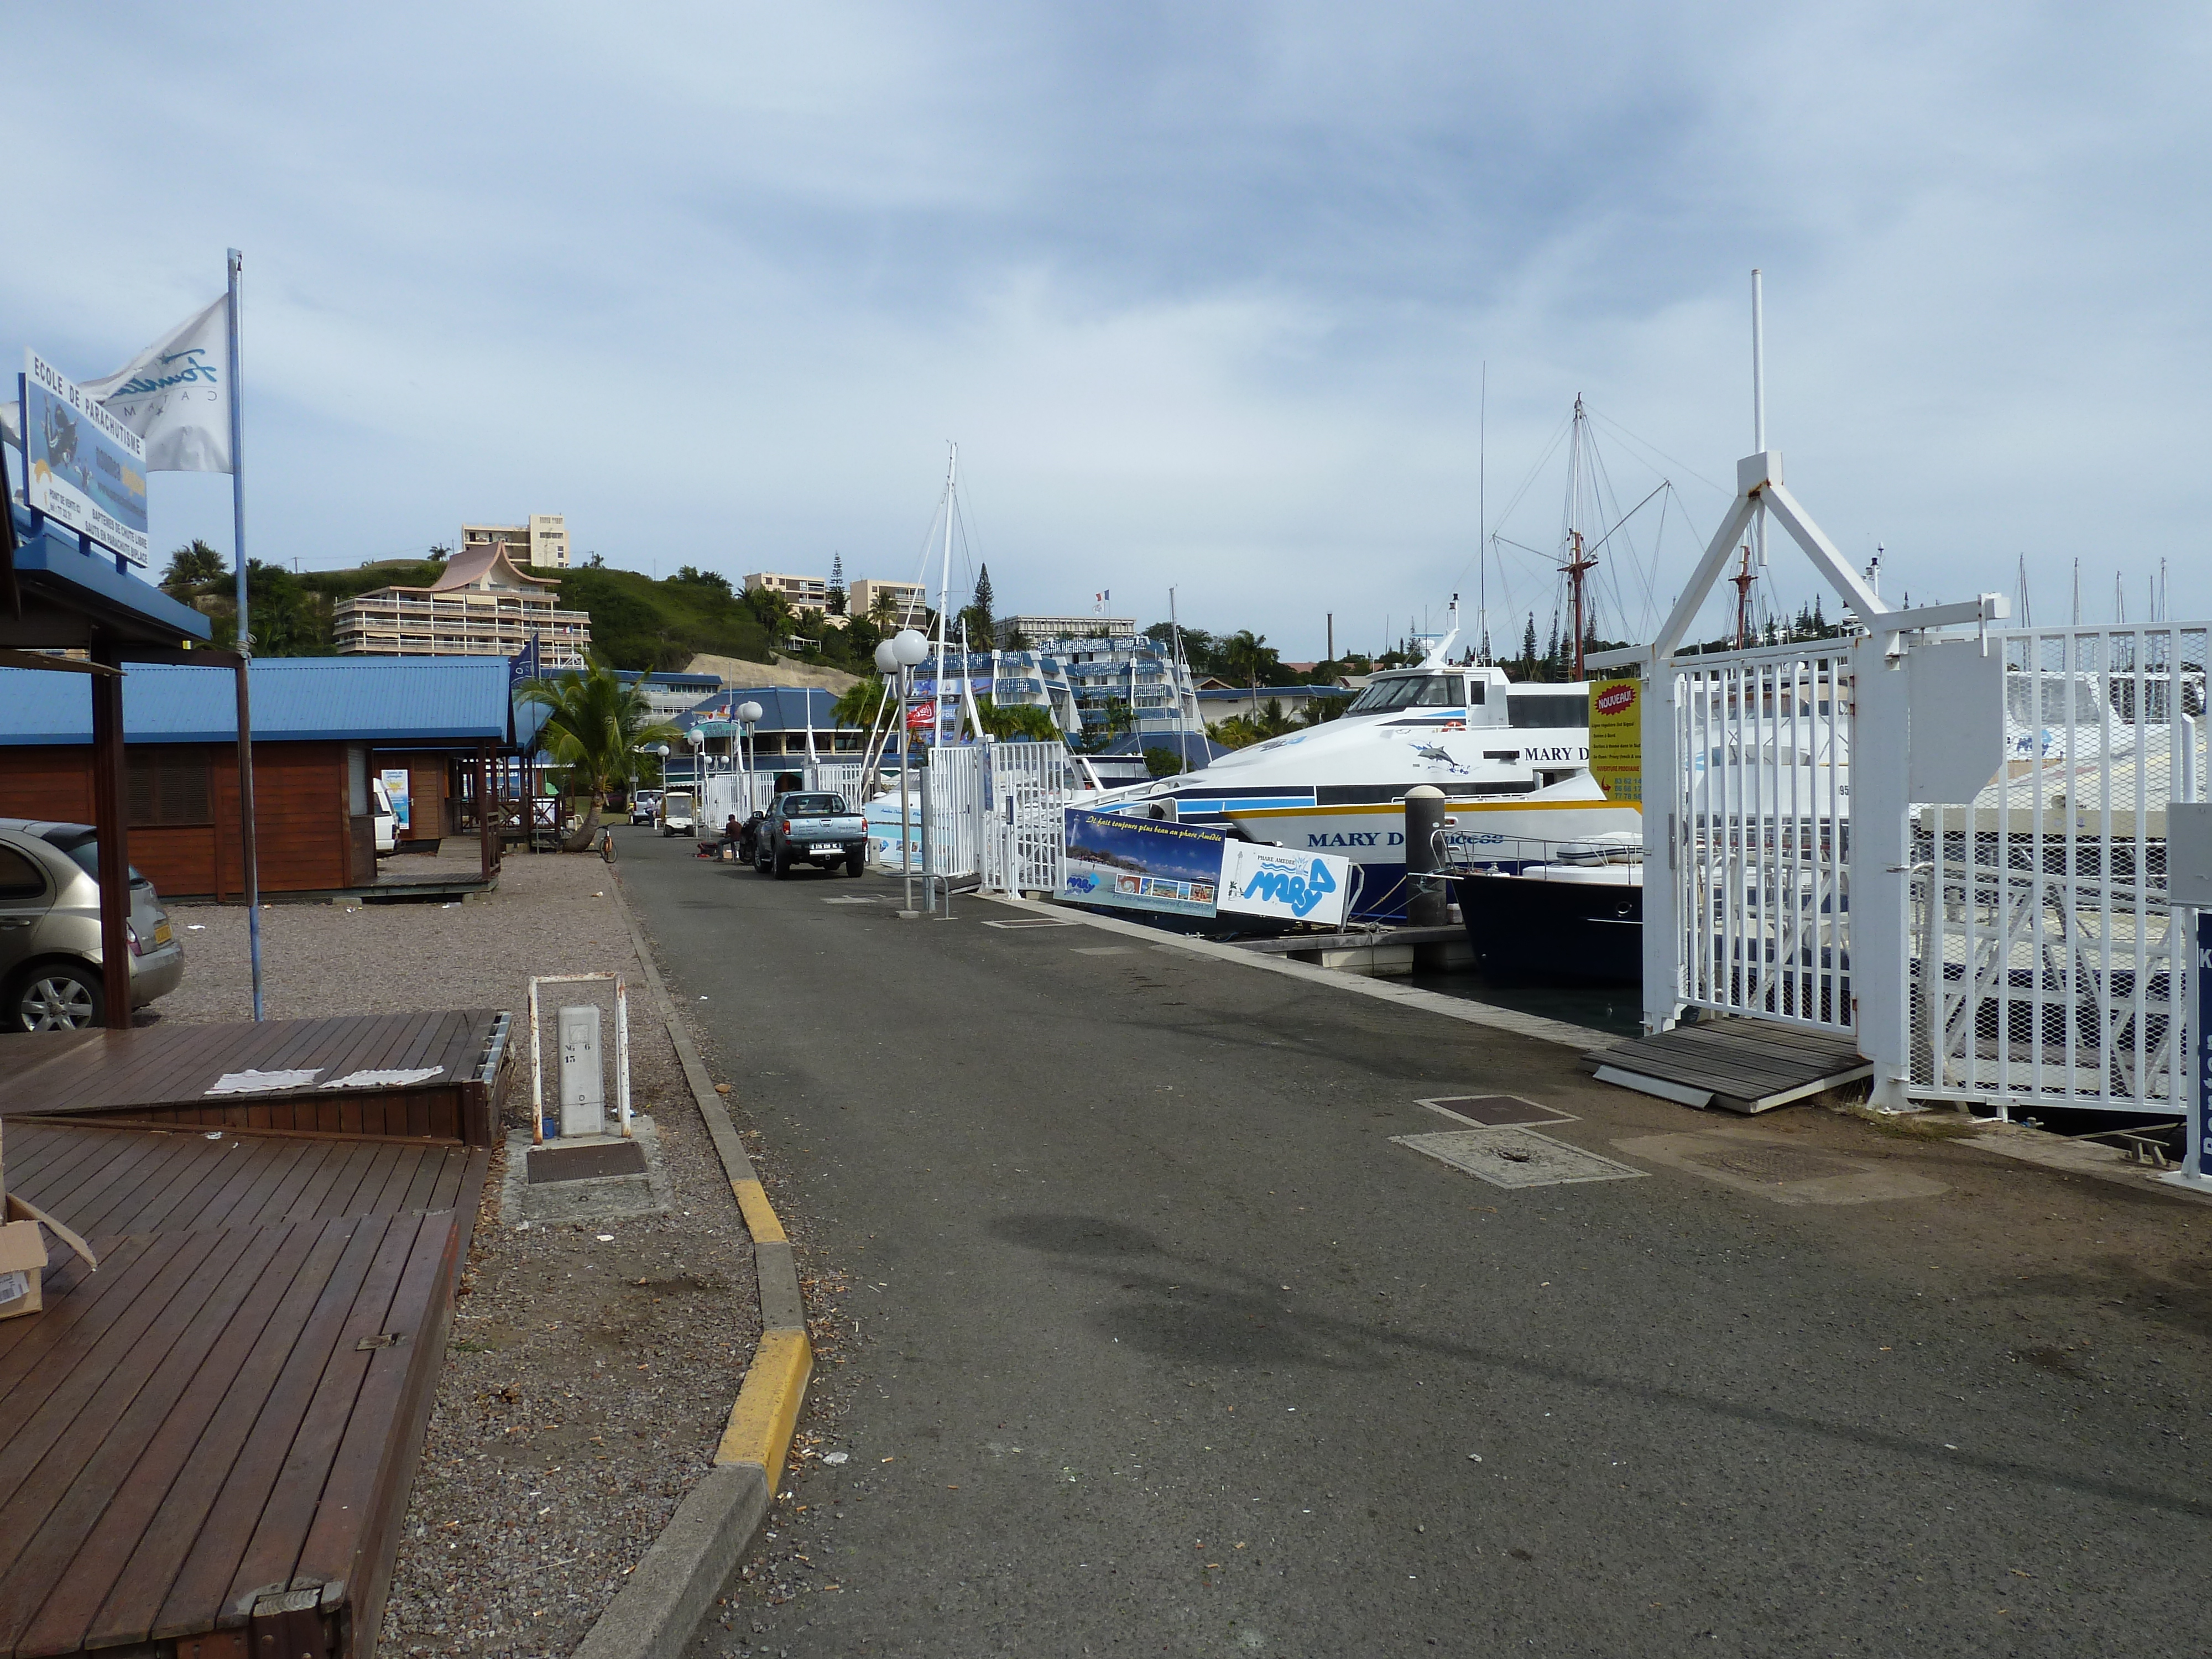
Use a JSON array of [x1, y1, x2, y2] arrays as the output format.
[[1543, 615, 1561, 682], [1520, 613, 1538, 679], [827, 553, 847, 616]]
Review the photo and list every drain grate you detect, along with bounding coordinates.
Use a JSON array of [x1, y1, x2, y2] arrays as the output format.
[[1392, 1126, 1646, 1190], [528, 1140, 649, 1185]]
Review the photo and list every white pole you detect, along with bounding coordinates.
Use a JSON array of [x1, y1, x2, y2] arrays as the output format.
[[615, 978, 632, 1138], [900, 664, 914, 911], [1751, 268, 1768, 570], [528, 978, 544, 1146]]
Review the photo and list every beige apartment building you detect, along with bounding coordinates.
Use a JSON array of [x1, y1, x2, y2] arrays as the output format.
[[462, 513, 570, 570], [334, 542, 591, 667], [847, 577, 928, 625], [743, 571, 831, 611]]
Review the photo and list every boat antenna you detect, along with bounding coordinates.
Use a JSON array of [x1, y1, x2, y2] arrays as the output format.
[[2015, 554, 2032, 627], [1418, 597, 1462, 669], [1478, 359, 1487, 655]]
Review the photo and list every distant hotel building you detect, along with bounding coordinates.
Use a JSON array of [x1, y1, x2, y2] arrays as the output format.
[[462, 514, 570, 570], [333, 542, 591, 667], [1005, 613, 1135, 642]]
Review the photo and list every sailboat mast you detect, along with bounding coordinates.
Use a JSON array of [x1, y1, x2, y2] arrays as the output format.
[[935, 442, 957, 748]]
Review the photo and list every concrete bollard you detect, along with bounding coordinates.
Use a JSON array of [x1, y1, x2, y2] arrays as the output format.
[[1404, 785, 1449, 927]]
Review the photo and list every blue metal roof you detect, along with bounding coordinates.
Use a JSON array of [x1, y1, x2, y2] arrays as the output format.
[[0, 655, 517, 745]]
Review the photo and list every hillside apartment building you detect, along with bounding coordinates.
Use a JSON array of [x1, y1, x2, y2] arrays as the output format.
[[333, 542, 591, 667], [744, 571, 930, 628]]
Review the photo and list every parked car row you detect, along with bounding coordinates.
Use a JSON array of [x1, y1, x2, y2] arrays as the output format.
[[0, 818, 185, 1031]]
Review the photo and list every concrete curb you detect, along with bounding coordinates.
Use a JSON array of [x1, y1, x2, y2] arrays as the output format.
[[570, 869, 813, 1659], [979, 892, 1621, 1050]]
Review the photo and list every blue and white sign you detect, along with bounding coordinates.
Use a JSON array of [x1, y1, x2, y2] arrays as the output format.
[[1218, 842, 1353, 927], [22, 352, 149, 565], [1062, 808, 1224, 917]]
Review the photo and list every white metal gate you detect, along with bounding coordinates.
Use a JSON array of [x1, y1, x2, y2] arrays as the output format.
[[920, 744, 987, 881], [983, 741, 1081, 893], [1668, 639, 1855, 1031], [1910, 624, 2207, 1115]]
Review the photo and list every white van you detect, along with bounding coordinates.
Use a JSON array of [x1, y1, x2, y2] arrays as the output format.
[[371, 776, 398, 853]]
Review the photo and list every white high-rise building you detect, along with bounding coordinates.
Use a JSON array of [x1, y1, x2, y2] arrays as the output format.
[[461, 514, 569, 570]]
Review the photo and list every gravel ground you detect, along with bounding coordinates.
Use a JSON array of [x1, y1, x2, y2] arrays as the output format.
[[158, 848, 762, 1659]]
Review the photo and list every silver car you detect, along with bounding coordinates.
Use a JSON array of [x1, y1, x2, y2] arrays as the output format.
[[0, 819, 186, 1031]]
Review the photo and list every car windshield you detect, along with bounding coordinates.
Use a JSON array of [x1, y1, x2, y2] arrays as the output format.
[[782, 795, 849, 815], [40, 828, 149, 888]]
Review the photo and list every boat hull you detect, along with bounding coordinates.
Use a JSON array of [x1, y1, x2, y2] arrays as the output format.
[[1455, 868, 1642, 984]]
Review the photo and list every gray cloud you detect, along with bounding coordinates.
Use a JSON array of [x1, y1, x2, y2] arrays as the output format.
[[4, 2, 2205, 652]]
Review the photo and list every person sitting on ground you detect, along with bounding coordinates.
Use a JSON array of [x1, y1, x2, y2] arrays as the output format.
[[720, 815, 742, 856]]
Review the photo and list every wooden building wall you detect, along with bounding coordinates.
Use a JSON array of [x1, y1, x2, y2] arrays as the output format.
[[0, 742, 352, 898]]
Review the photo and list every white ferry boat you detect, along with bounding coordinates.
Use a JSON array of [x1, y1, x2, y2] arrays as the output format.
[[1089, 623, 1636, 919]]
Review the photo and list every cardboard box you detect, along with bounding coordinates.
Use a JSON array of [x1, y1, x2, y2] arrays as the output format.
[[0, 1124, 97, 1319]]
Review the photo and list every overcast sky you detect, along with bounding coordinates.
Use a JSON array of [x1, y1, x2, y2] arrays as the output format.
[[6, 3, 2206, 658]]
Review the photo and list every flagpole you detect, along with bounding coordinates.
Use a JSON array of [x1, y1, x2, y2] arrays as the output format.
[[227, 248, 265, 1021]]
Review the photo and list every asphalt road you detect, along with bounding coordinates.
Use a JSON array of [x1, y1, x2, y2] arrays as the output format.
[[614, 828, 2212, 1658]]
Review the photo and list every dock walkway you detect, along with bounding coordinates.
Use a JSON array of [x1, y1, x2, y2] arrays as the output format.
[[0, 1010, 504, 1659]]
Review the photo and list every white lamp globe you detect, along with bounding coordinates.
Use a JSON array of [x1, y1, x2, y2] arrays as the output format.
[[873, 640, 899, 674], [892, 628, 929, 667], [735, 701, 764, 724]]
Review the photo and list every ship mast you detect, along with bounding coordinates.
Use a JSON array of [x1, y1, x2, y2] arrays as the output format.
[[1563, 396, 1600, 680]]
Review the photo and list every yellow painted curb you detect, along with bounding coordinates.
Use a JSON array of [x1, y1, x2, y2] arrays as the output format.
[[731, 1177, 786, 1243], [714, 1327, 813, 1486]]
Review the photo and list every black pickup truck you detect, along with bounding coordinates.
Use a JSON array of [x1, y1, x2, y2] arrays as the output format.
[[750, 792, 868, 878]]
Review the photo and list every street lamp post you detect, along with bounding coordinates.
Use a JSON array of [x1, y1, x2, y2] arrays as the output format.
[[880, 629, 928, 915], [735, 701, 764, 812]]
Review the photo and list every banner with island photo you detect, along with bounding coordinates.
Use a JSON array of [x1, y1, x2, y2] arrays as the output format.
[[1061, 808, 1224, 917]]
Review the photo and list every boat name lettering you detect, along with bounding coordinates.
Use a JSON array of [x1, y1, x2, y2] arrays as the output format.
[[1523, 746, 1587, 762], [1305, 831, 1404, 849]]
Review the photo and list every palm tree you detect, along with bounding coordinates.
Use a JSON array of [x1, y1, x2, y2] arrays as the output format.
[[1222, 629, 1271, 692], [975, 694, 1058, 742], [160, 539, 226, 596], [520, 656, 682, 851], [831, 677, 891, 730]]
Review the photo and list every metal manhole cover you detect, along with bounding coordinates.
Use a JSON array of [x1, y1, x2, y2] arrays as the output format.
[[1692, 1146, 1863, 1183], [528, 1140, 649, 1185], [1420, 1095, 1571, 1126], [1392, 1126, 1647, 1190]]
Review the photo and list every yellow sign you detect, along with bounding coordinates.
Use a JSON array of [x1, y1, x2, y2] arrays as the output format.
[[1589, 676, 1642, 808]]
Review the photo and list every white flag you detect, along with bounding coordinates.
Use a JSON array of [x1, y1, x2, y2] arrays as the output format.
[[79, 295, 232, 473]]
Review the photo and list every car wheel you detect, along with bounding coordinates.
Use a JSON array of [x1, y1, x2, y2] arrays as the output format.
[[773, 849, 791, 880], [846, 850, 864, 876], [12, 962, 104, 1031], [754, 843, 771, 875]]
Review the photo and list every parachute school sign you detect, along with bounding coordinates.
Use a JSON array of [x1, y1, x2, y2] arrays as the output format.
[[20, 352, 149, 565]]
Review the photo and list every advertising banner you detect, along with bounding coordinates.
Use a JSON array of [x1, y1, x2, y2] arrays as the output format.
[[1217, 842, 1353, 928], [1061, 807, 1223, 917], [380, 768, 413, 830], [1588, 675, 1641, 808], [22, 352, 150, 565]]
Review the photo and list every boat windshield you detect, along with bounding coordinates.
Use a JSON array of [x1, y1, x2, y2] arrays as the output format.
[[1347, 675, 1467, 713]]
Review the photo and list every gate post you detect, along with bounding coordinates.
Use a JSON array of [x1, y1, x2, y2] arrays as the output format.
[[1640, 659, 1683, 1035], [1850, 635, 1913, 1109]]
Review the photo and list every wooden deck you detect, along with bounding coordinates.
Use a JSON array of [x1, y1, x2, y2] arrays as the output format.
[[8, 1010, 509, 1147], [1582, 1018, 1872, 1114], [0, 1012, 502, 1659]]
